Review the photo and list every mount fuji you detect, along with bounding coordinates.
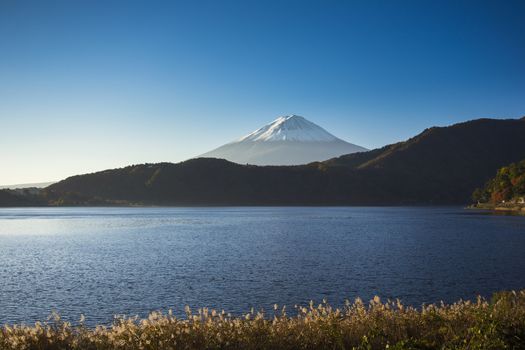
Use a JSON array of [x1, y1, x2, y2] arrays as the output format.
[[200, 115, 368, 165]]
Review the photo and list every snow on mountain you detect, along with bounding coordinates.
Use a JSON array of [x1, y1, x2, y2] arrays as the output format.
[[199, 115, 368, 166], [238, 115, 338, 142]]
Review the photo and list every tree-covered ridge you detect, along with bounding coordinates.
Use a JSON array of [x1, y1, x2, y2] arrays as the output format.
[[473, 159, 525, 204]]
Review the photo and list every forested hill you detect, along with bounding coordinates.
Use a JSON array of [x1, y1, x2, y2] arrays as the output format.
[[473, 159, 525, 204], [3, 116, 525, 206], [324, 117, 525, 203]]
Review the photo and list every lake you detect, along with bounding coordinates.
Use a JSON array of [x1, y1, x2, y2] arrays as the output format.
[[0, 206, 524, 326]]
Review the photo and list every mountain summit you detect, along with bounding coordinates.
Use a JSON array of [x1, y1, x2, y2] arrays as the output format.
[[200, 115, 367, 165], [238, 115, 339, 142]]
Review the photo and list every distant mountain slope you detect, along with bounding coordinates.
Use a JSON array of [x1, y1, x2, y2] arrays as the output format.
[[46, 160, 328, 205], [0, 181, 56, 190], [325, 117, 525, 202], [40, 116, 525, 206], [0, 189, 46, 207], [200, 115, 368, 165], [0, 190, 26, 206]]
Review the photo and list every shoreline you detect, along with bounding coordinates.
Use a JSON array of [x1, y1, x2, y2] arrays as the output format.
[[468, 203, 525, 215]]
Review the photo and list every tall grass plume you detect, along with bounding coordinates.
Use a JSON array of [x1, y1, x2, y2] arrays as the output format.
[[1, 290, 525, 349]]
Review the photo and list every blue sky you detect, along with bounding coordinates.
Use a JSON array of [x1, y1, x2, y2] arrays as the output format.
[[1, 0, 524, 184]]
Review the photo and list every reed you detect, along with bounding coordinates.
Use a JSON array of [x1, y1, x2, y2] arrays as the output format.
[[1, 290, 524, 349]]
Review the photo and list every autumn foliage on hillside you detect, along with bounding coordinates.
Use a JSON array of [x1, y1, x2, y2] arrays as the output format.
[[473, 159, 525, 204]]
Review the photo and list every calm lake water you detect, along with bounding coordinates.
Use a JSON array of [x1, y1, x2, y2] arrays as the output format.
[[0, 207, 524, 326]]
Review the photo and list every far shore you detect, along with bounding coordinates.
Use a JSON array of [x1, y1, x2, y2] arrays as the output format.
[[468, 203, 525, 215]]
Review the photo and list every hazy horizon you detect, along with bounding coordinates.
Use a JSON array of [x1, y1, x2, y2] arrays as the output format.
[[1, 0, 524, 184]]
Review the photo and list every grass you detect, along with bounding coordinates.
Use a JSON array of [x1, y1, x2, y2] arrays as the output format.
[[1, 291, 525, 349]]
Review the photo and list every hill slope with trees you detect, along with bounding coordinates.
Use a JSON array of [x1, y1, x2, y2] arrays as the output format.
[[472, 159, 525, 210]]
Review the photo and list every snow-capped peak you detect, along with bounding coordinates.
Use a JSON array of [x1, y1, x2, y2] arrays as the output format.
[[237, 115, 340, 142], [200, 114, 368, 165]]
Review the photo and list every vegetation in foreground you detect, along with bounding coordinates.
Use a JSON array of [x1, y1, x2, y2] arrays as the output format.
[[1, 291, 525, 349]]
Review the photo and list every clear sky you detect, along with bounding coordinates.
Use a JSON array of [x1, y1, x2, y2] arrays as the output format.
[[1, 0, 524, 185]]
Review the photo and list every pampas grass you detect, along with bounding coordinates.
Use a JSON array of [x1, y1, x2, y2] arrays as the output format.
[[1, 290, 524, 349]]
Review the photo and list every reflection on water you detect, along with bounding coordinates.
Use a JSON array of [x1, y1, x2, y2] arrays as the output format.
[[0, 207, 524, 326]]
